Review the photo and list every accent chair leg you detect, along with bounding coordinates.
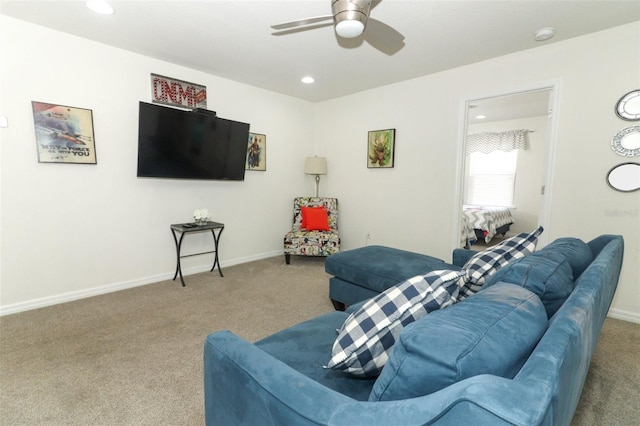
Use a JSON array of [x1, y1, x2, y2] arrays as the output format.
[[285, 253, 291, 264]]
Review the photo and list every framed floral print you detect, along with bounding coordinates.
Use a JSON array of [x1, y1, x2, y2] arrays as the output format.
[[367, 128, 395, 168]]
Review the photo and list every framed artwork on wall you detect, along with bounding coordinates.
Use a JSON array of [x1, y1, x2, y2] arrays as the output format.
[[614, 89, 640, 121], [150, 73, 207, 109], [246, 132, 266, 171], [31, 101, 97, 164], [367, 128, 395, 168]]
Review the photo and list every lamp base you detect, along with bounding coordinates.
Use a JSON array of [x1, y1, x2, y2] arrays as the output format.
[[315, 175, 320, 197]]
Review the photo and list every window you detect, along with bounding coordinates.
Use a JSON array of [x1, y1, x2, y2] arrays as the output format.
[[465, 150, 518, 207]]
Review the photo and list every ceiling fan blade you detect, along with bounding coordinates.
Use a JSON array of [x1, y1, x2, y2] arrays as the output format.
[[363, 18, 405, 56], [272, 22, 335, 36], [271, 15, 333, 30]]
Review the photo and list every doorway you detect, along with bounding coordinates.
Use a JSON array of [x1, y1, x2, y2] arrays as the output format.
[[454, 83, 559, 249]]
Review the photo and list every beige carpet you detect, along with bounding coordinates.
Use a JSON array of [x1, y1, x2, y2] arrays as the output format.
[[1, 256, 638, 425]]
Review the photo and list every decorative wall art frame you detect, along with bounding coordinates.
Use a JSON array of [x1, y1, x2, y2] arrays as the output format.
[[615, 89, 640, 121], [611, 125, 640, 157], [246, 133, 266, 171], [367, 128, 396, 168], [150, 73, 207, 109], [31, 101, 97, 164], [606, 162, 640, 192]]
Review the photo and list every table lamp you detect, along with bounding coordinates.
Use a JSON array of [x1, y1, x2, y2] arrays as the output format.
[[304, 156, 327, 197]]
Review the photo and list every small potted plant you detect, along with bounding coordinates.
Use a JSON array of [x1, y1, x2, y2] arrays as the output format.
[[193, 208, 210, 225]]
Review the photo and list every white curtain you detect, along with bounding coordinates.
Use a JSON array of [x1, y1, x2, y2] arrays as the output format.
[[466, 129, 530, 154]]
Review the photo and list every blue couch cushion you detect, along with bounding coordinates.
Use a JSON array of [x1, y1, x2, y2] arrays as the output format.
[[255, 311, 376, 401], [325, 245, 457, 294], [326, 270, 464, 377], [537, 237, 593, 279], [484, 251, 574, 317], [369, 283, 548, 401]]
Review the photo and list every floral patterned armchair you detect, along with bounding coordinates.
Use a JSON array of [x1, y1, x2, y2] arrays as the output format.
[[284, 197, 340, 264]]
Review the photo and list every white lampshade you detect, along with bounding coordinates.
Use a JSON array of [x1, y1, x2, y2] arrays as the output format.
[[304, 156, 327, 175]]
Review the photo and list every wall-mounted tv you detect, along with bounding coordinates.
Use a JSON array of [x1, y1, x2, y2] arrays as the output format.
[[137, 101, 250, 180]]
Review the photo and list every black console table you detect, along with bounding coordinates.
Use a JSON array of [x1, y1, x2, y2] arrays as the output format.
[[170, 221, 224, 286]]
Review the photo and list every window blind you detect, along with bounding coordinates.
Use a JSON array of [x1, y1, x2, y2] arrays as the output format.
[[465, 150, 518, 206]]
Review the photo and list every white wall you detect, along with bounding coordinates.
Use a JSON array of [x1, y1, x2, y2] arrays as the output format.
[[467, 115, 549, 235], [0, 16, 316, 312], [2, 17, 638, 322], [314, 22, 640, 322]]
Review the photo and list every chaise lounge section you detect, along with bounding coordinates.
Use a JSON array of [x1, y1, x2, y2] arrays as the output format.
[[326, 244, 472, 310]]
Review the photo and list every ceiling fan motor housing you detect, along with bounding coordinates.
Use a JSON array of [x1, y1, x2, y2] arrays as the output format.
[[332, 0, 371, 37]]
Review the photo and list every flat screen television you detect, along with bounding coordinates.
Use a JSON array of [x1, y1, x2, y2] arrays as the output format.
[[137, 102, 250, 180]]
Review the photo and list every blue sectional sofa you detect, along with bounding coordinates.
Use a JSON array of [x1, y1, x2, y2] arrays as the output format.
[[204, 235, 624, 425]]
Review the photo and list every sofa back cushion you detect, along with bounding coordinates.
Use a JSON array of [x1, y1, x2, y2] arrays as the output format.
[[369, 283, 548, 401], [536, 237, 593, 279], [484, 251, 574, 318]]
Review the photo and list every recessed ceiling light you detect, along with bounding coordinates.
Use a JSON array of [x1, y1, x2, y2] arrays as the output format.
[[301, 76, 315, 84], [476, 114, 487, 120], [86, 0, 114, 15], [534, 27, 555, 42]]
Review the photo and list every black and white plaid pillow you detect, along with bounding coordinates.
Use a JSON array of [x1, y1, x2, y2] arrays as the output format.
[[458, 226, 544, 300], [325, 269, 464, 377]]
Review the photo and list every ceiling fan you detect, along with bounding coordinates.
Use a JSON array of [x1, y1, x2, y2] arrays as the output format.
[[271, 0, 405, 55]]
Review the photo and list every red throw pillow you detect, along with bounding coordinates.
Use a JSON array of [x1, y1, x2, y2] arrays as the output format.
[[300, 206, 311, 229], [301, 206, 323, 228], [301, 207, 330, 231]]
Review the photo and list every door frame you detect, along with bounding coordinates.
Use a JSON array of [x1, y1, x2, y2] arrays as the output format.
[[452, 79, 562, 249]]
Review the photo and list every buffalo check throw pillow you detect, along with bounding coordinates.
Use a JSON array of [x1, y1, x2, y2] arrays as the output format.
[[325, 269, 465, 377], [457, 226, 544, 300]]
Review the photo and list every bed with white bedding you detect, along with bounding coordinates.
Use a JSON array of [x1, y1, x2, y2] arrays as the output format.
[[462, 206, 514, 245]]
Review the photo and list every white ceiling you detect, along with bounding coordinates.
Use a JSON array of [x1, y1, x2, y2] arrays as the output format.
[[2, 0, 639, 103]]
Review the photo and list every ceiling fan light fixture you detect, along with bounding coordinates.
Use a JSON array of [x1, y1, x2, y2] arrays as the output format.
[[332, 0, 369, 38], [335, 19, 365, 38]]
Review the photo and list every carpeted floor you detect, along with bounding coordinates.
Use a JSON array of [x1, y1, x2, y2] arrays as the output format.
[[0, 256, 638, 425]]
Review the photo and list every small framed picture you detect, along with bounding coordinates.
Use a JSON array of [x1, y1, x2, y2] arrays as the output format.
[[31, 101, 97, 164], [246, 132, 266, 171], [367, 128, 395, 168]]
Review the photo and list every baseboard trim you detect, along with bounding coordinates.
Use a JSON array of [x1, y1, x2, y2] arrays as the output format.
[[607, 308, 640, 324], [0, 250, 284, 316]]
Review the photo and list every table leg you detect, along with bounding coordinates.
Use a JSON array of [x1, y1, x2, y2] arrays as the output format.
[[210, 227, 224, 277], [171, 230, 187, 286]]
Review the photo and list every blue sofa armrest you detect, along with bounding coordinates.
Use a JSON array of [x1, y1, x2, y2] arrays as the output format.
[[205, 330, 348, 426], [204, 331, 550, 426], [452, 248, 475, 267]]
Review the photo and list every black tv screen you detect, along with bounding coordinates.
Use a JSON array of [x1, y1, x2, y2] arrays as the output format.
[[137, 102, 249, 180]]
